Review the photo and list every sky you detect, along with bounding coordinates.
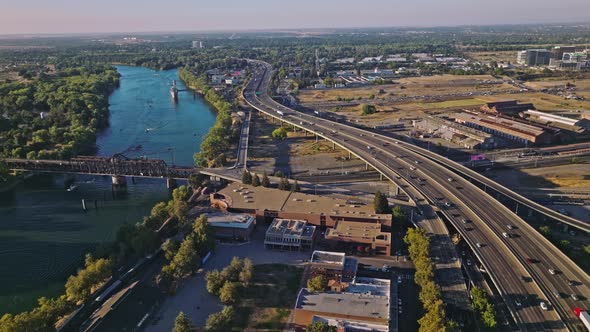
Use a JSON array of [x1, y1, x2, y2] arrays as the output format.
[[1, 0, 589, 35]]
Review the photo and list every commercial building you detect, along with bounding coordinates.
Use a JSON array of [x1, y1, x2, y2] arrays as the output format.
[[413, 116, 503, 150], [204, 212, 255, 241], [309, 250, 358, 283], [522, 110, 590, 132], [191, 41, 204, 49], [551, 46, 578, 61], [455, 111, 553, 145], [310, 316, 388, 332], [211, 182, 392, 229], [480, 100, 536, 116], [324, 221, 391, 255], [517, 49, 551, 66], [293, 277, 391, 329], [264, 218, 316, 250]]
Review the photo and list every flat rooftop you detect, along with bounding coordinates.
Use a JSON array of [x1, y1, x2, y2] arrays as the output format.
[[311, 250, 345, 266], [348, 277, 391, 297], [296, 288, 390, 322], [311, 316, 389, 332], [267, 218, 315, 238], [325, 221, 389, 243], [218, 182, 388, 222], [204, 212, 255, 229]]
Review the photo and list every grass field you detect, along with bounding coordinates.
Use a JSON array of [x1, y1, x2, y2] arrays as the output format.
[[297, 75, 517, 104], [466, 51, 516, 63], [414, 98, 484, 109], [234, 264, 303, 331]]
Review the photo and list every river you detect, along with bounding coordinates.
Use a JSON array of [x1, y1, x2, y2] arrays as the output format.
[[0, 66, 216, 315]]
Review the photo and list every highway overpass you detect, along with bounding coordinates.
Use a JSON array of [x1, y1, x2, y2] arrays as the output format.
[[244, 59, 590, 331]]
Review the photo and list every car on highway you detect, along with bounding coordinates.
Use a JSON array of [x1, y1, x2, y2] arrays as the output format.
[[414, 160, 420, 164], [506, 224, 514, 230], [540, 301, 549, 311], [502, 232, 511, 238], [548, 268, 557, 275], [476, 243, 482, 248], [571, 294, 579, 301], [553, 290, 561, 298], [447, 177, 453, 182], [462, 219, 469, 224], [367, 146, 372, 150]]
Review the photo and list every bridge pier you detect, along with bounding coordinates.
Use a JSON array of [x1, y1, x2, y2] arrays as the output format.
[[166, 178, 177, 189], [332, 142, 335, 150], [111, 176, 127, 187]]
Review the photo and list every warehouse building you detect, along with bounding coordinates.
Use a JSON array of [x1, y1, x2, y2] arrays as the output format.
[[455, 111, 553, 145], [480, 100, 536, 116], [522, 110, 590, 132], [413, 116, 503, 149]]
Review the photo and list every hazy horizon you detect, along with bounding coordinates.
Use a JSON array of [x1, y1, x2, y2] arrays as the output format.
[[2, 0, 590, 35]]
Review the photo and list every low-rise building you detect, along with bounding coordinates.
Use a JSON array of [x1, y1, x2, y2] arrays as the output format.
[[455, 111, 553, 145], [264, 218, 316, 251], [413, 116, 503, 150], [204, 212, 255, 241], [324, 221, 391, 255], [480, 100, 536, 116], [293, 277, 391, 329], [211, 182, 392, 229], [522, 110, 590, 132], [310, 316, 389, 332], [309, 250, 358, 283]]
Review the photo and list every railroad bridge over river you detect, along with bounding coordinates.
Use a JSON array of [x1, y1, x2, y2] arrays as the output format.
[[2, 155, 243, 187]]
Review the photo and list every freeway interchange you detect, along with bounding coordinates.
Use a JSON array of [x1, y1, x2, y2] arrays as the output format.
[[243, 60, 590, 331]]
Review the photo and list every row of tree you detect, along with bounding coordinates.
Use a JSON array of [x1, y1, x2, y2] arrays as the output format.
[[470, 286, 497, 328], [178, 68, 240, 168], [203, 257, 254, 330], [404, 228, 455, 331], [158, 215, 216, 292]]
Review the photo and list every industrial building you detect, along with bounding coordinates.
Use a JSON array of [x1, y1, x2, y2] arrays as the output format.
[[293, 277, 391, 329], [522, 110, 590, 132], [413, 116, 503, 150], [264, 218, 316, 251], [480, 100, 536, 116], [455, 111, 553, 145], [204, 212, 256, 241], [516, 49, 551, 66], [324, 221, 391, 255]]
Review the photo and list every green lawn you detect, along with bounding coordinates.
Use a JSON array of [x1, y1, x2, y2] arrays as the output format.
[[234, 264, 303, 331], [415, 98, 484, 109]]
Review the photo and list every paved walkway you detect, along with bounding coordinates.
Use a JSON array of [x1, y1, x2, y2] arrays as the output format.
[[144, 225, 308, 331]]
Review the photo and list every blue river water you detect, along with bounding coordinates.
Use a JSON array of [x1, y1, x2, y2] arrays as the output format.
[[0, 66, 216, 314]]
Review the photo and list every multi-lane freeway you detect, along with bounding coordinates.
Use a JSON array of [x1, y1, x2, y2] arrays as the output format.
[[243, 60, 590, 331]]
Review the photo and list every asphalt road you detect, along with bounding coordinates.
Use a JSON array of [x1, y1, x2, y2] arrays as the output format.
[[244, 60, 590, 331]]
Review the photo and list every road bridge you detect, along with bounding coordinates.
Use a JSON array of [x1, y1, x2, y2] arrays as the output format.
[[244, 59, 589, 331]]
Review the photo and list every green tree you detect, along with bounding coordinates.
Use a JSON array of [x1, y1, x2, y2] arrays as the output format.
[[219, 282, 239, 304], [361, 104, 376, 115], [539, 225, 551, 237], [242, 170, 252, 184], [559, 239, 571, 251], [192, 215, 215, 253], [261, 171, 271, 187], [206, 270, 225, 296], [373, 191, 389, 213], [392, 205, 406, 223], [252, 174, 261, 187], [482, 303, 497, 328], [239, 258, 254, 287], [307, 321, 337, 332], [163, 239, 180, 261], [205, 306, 234, 331], [222, 257, 244, 282], [307, 275, 327, 292], [173, 311, 195, 332], [272, 127, 288, 140], [65, 254, 113, 303], [171, 235, 199, 279]]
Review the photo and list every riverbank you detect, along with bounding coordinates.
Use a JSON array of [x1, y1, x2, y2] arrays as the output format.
[[178, 68, 241, 168], [0, 66, 217, 315]]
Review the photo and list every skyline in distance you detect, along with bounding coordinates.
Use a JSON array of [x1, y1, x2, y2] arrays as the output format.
[[2, 0, 590, 35]]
